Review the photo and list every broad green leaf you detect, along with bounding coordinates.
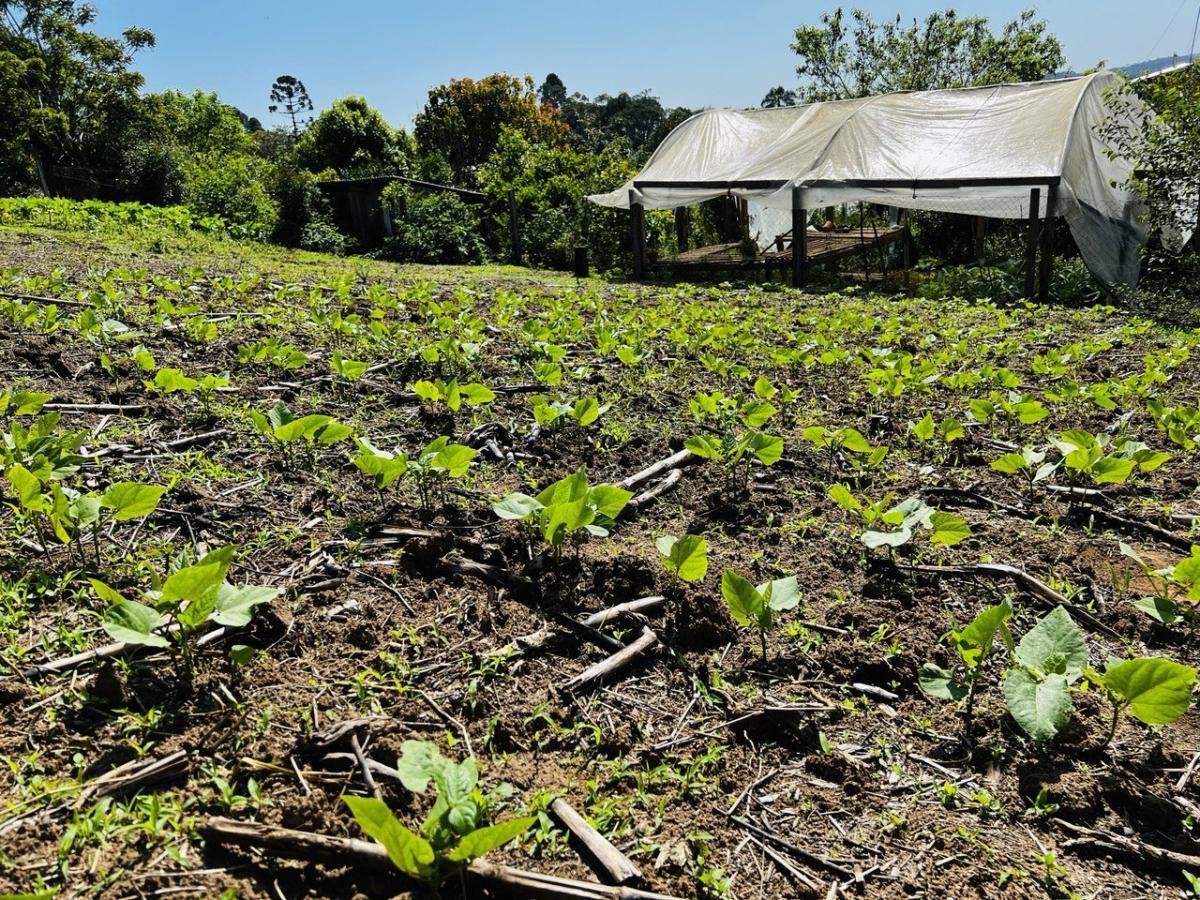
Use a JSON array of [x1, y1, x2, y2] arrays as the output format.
[[749, 432, 784, 465], [1132, 596, 1179, 625], [740, 401, 776, 427], [955, 601, 1012, 668], [939, 418, 965, 442], [213, 584, 279, 627], [918, 663, 968, 701], [394, 740, 446, 793], [445, 816, 536, 862], [588, 484, 634, 520], [658, 534, 708, 583], [1103, 657, 1197, 726], [460, 383, 496, 405], [99, 482, 165, 521], [161, 562, 224, 605], [88, 579, 127, 606], [840, 428, 872, 454], [536, 468, 589, 507], [1091, 456, 1135, 484], [571, 397, 600, 426], [1004, 669, 1073, 741], [827, 483, 860, 512], [343, 796, 435, 879], [317, 422, 354, 445], [7, 463, 45, 511], [753, 376, 776, 400], [1013, 607, 1088, 678], [431, 444, 476, 477], [991, 453, 1027, 474], [928, 511, 972, 546], [762, 576, 800, 612], [493, 492, 542, 520], [684, 435, 723, 460], [102, 600, 170, 648], [862, 528, 911, 549], [912, 413, 935, 441], [721, 569, 764, 628]]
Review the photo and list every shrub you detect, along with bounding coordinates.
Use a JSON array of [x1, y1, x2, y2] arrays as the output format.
[[379, 185, 486, 265], [181, 152, 277, 235]]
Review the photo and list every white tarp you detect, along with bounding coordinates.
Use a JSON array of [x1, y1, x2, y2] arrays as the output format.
[[589, 72, 1155, 286]]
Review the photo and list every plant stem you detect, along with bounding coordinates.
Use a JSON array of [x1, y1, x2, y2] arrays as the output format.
[[1104, 697, 1122, 748]]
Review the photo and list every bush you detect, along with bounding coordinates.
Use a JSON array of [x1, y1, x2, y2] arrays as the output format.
[[270, 165, 338, 248], [378, 185, 486, 265], [298, 221, 346, 255], [181, 152, 277, 235]]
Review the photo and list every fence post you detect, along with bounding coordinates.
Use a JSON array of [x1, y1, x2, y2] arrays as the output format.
[[1024, 187, 1041, 299], [674, 207, 689, 253], [791, 186, 807, 289], [629, 189, 645, 281], [508, 189, 521, 266], [1038, 183, 1058, 304]]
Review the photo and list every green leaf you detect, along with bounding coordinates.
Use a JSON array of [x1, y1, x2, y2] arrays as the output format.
[[445, 816, 536, 862], [7, 463, 45, 511], [918, 663, 968, 701], [161, 562, 224, 605], [88, 578, 127, 606], [459, 383, 496, 405], [493, 492, 542, 520], [1132, 596, 1179, 625], [394, 740, 446, 793], [912, 413, 935, 441], [1004, 669, 1073, 741], [658, 533, 708, 583], [862, 528, 911, 549], [1103, 657, 1197, 726], [430, 444, 476, 477], [587, 484, 633, 521], [570, 397, 600, 426], [99, 482, 165, 521], [1092, 456, 1135, 484], [721, 569, 764, 628], [954, 601, 1012, 668], [939, 418, 965, 442], [827, 483, 860, 512], [1013, 607, 1088, 679], [840, 428, 872, 454], [991, 453, 1027, 474], [684, 435, 723, 460], [749, 432, 784, 465], [928, 511, 972, 546], [763, 576, 800, 612], [213, 584, 279, 628], [102, 600, 170, 648], [343, 796, 435, 880], [740, 401, 776, 427]]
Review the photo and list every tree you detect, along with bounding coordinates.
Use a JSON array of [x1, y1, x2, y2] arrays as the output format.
[[790, 8, 1064, 101], [295, 96, 408, 176], [0, 0, 155, 190], [269, 75, 313, 135], [414, 74, 565, 185], [539, 72, 566, 109], [761, 86, 798, 108]]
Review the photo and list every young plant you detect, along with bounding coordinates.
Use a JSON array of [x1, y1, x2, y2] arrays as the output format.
[[919, 601, 1012, 739], [990, 445, 1056, 501], [343, 740, 534, 887], [530, 395, 609, 433], [408, 437, 477, 512], [656, 534, 708, 585], [801, 425, 887, 478], [94, 546, 278, 674], [331, 350, 369, 382], [493, 467, 632, 562], [409, 378, 495, 414], [720, 569, 800, 663], [1120, 543, 1200, 626], [351, 438, 409, 496], [1091, 656, 1198, 746], [1002, 607, 1089, 742], [248, 401, 354, 464], [860, 498, 972, 552]]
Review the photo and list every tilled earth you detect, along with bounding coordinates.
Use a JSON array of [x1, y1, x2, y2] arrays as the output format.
[[0, 225, 1199, 899]]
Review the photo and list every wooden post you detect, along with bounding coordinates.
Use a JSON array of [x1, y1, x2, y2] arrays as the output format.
[[508, 189, 521, 266], [1038, 183, 1058, 303], [738, 197, 750, 240], [791, 186, 807, 290], [973, 216, 986, 262], [1023, 187, 1041, 299], [674, 207, 689, 253], [629, 189, 645, 281]]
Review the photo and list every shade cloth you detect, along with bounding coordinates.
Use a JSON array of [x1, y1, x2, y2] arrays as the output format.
[[589, 73, 1154, 285]]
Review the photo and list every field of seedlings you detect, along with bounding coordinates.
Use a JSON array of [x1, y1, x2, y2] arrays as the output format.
[[2, 221, 1200, 900]]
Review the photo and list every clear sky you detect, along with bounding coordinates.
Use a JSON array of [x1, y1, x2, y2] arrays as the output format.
[[93, 0, 1199, 130]]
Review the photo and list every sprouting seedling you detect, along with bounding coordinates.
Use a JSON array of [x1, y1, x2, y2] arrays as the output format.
[[859, 497, 972, 553], [530, 396, 609, 433], [248, 401, 354, 465], [93, 545, 278, 675], [720, 569, 800, 664], [1090, 656, 1197, 747], [352, 438, 409, 496], [684, 430, 784, 490], [409, 378, 495, 414], [656, 534, 708, 585], [1051, 429, 1168, 492], [344, 740, 534, 887], [919, 600, 1012, 740], [1001, 606, 1088, 742], [801, 425, 886, 478], [991, 445, 1057, 501], [408, 437, 477, 512], [911, 413, 965, 453], [493, 467, 632, 563], [1120, 542, 1200, 626], [331, 350, 369, 382]]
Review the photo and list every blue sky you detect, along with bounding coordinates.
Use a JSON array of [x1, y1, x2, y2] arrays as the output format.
[[95, 1, 1198, 130]]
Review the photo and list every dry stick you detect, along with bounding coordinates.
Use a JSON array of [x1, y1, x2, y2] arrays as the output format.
[[120, 428, 228, 462], [616, 448, 695, 491], [201, 818, 685, 900], [1053, 818, 1200, 869], [502, 596, 667, 654], [415, 688, 474, 760], [1075, 502, 1193, 552], [725, 813, 855, 880], [625, 468, 683, 511], [749, 833, 823, 892], [15, 624, 230, 681], [349, 731, 383, 801], [43, 402, 146, 414], [564, 627, 659, 693], [322, 752, 403, 783], [0, 290, 92, 308], [902, 562, 1122, 640], [549, 797, 643, 886]]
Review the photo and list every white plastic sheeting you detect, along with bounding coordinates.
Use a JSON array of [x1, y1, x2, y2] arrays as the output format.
[[589, 73, 1151, 286]]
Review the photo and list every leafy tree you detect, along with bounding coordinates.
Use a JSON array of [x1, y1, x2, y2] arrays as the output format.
[[790, 7, 1064, 101], [268, 74, 313, 135], [761, 86, 798, 108], [538, 72, 566, 108], [0, 0, 155, 190], [295, 96, 409, 176], [414, 74, 565, 185], [380, 183, 486, 265]]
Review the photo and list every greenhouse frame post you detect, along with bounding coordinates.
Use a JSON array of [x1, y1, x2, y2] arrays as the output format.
[[1038, 183, 1058, 304], [1024, 187, 1041, 299], [629, 189, 646, 280], [791, 186, 807, 289], [508, 189, 522, 266]]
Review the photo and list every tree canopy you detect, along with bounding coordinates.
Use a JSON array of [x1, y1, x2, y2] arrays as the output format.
[[790, 7, 1065, 101]]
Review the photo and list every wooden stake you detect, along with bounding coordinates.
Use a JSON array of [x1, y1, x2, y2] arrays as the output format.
[[564, 627, 658, 693], [1038, 182, 1058, 303], [1024, 187, 1041, 299]]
